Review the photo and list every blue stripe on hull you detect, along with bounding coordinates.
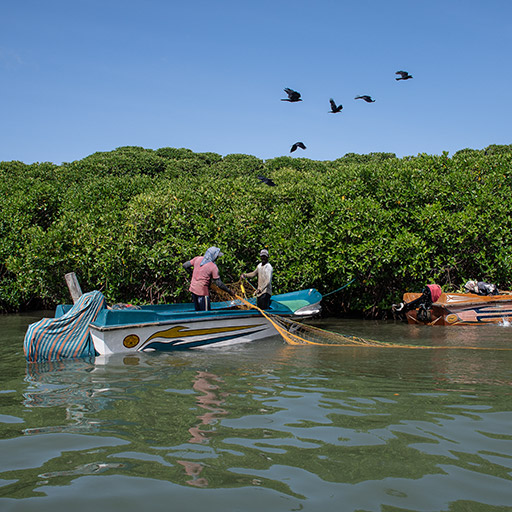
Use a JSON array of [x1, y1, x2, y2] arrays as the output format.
[[457, 306, 512, 323], [142, 328, 268, 351]]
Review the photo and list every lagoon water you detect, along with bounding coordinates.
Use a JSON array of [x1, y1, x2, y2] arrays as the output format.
[[1, 312, 512, 512]]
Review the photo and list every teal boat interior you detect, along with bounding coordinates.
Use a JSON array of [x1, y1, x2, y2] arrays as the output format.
[[55, 289, 323, 328]]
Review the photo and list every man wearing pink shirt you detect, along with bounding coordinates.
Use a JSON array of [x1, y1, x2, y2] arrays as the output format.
[[182, 247, 235, 311]]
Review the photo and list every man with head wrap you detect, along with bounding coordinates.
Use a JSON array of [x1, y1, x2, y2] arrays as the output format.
[[182, 247, 235, 311]]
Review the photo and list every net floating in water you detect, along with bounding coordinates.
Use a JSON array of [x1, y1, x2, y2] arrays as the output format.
[[233, 289, 512, 351], [214, 281, 512, 351]]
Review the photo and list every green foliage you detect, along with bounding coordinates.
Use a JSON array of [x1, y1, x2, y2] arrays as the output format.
[[2, 143, 512, 316], [65, 146, 167, 178], [335, 152, 397, 165], [264, 156, 329, 173]]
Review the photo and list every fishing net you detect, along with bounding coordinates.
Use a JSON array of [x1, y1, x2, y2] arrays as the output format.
[[234, 293, 390, 347], [210, 282, 253, 309], [215, 281, 387, 347], [263, 315, 390, 346], [213, 281, 512, 351]]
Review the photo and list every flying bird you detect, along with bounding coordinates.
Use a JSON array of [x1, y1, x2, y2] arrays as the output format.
[[290, 142, 306, 153], [257, 176, 276, 186], [354, 95, 375, 103], [395, 70, 413, 80], [328, 98, 343, 113], [281, 88, 302, 102]]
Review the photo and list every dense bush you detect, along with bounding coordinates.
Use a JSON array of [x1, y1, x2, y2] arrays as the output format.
[[1, 144, 512, 316]]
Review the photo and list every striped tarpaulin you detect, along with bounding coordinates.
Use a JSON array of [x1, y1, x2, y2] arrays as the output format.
[[24, 291, 106, 362]]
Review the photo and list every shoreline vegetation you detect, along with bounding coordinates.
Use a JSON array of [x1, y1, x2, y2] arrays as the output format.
[[2, 144, 512, 317]]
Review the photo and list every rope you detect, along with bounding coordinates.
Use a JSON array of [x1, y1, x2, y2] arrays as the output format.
[[322, 278, 357, 298]]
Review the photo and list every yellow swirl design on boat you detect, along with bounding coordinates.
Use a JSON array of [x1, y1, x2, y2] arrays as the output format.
[[144, 324, 263, 343]]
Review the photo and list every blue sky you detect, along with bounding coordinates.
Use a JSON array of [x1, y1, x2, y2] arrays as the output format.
[[1, 0, 511, 164]]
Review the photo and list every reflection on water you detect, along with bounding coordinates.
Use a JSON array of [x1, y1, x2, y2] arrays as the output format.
[[39, 461, 125, 479], [23, 358, 104, 435], [1, 316, 512, 510], [179, 371, 229, 487], [188, 371, 228, 445]]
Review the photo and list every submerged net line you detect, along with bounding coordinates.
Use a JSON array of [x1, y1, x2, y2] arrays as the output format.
[[213, 282, 512, 351]]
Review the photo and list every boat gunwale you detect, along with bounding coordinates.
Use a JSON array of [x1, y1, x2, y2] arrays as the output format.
[[436, 298, 512, 308], [404, 292, 512, 309], [90, 309, 290, 332]]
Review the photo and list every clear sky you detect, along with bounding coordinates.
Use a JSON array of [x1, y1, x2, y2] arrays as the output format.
[[1, 0, 511, 164]]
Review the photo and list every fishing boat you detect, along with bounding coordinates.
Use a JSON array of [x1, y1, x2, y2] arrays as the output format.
[[24, 288, 322, 361], [401, 291, 512, 325]]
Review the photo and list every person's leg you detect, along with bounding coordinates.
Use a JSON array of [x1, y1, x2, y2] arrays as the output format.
[[193, 294, 210, 311], [257, 293, 271, 310]]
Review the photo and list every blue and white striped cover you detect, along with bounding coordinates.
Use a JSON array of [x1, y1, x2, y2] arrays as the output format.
[[24, 291, 106, 362]]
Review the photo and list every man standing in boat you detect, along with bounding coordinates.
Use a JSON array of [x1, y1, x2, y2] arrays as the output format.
[[241, 249, 273, 309], [182, 247, 235, 311]]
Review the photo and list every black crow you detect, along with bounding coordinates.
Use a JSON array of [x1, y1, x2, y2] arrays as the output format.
[[281, 88, 302, 102], [257, 176, 276, 186], [395, 70, 413, 80], [290, 142, 306, 153], [354, 95, 375, 103], [329, 98, 343, 113]]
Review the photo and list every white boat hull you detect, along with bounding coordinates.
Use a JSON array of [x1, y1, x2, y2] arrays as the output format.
[[90, 313, 279, 355]]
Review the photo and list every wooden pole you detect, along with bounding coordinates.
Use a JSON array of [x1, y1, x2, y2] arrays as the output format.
[[65, 272, 83, 303]]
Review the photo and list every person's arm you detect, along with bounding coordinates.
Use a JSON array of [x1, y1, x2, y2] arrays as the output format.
[[182, 261, 193, 275], [213, 278, 235, 296], [242, 268, 258, 279]]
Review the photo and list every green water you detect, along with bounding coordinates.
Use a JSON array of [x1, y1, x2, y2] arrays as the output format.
[[1, 313, 512, 512]]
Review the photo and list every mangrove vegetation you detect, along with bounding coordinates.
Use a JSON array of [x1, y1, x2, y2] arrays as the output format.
[[2, 144, 512, 316]]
